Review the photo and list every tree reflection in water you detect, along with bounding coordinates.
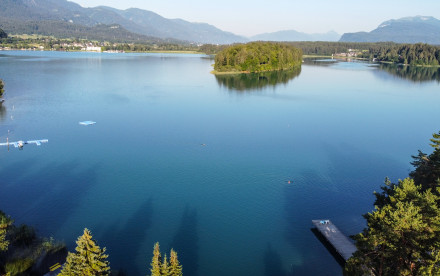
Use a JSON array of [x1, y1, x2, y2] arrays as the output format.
[[0, 104, 5, 122], [215, 66, 301, 92], [379, 64, 440, 83]]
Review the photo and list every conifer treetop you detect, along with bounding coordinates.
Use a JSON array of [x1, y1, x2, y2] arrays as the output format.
[[59, 228, 110, 276]]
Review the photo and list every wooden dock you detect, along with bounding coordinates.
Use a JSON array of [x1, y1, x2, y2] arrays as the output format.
[[312, 219, 357, 261]]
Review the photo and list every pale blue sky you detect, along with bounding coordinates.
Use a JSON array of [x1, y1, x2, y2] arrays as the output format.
[[70, 0, 440, 36]]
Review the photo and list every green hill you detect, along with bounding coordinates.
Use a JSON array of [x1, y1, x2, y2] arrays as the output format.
[[214, 42, 302, 73]]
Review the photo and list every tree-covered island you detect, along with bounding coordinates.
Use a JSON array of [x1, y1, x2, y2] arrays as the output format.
[[213, 42, 302, 74]]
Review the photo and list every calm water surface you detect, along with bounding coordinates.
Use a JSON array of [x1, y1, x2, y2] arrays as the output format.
[[0, 51, 440, 276]]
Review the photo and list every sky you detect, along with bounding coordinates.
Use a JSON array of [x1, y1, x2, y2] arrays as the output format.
[[70, 0, 440, 37]]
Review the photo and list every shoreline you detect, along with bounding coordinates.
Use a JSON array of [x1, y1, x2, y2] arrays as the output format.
[[2, 48, 439, 68], [0, 48, 204, 55], [211, 65, 301, 75]]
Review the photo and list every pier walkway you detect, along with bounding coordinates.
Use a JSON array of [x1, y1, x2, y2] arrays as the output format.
[[312, 219, 357, 261]]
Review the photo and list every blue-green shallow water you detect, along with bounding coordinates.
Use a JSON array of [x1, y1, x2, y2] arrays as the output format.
[[1, 51, 440, 275]]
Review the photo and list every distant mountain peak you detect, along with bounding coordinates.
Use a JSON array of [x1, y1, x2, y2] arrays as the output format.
[[340, 15, 440, 44]]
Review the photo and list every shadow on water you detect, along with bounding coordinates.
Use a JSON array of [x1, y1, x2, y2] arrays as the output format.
[[264, 243, 289, 276], [283, 143, 405, 274], [310, 228, 346, 267], [101, 198, 154, 276], [215, 67, 301, 92], [0, 159, 100, 235], [169, 206, 199, 276], [377, 64, 440, 83]]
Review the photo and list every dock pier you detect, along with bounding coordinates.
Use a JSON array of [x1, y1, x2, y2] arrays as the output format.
[[312, 219, 356, 261]]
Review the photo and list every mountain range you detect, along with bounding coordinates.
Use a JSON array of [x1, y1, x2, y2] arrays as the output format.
[[339, 16, 440, 44], [0, 1, 439, 45], [0, 0, 247, 44]]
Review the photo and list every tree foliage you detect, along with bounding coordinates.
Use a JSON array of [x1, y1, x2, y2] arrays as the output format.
[[59, 228, 110, 276], [201, 41, 397, 56], [214, 42, 302, 73], [371, 43, 440, 66], [150, 242, 162, 276], [346, 131, 440, 275], [0, 211, 13, 252], [430, 131, 440, 150], [410, 131, 440, 191], [169, 249, 182, 276], [345, 178, 440, 275], [149, 243, 182, 276]]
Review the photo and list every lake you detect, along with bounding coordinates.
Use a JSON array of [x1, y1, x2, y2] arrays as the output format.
[[0, 51, 439, 276]]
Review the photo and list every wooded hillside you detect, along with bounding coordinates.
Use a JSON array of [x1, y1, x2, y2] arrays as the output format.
[[214, 42, 302, 73]]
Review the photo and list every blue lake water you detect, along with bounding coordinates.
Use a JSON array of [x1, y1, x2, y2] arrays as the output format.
[[0, 51, 440, 275]]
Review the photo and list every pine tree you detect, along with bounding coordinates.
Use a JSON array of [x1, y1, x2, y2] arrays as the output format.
[[410, 131, 440, 192], [345, 178, 440, 275], [430, 131, 440, 149], [59, 228, 110, 276], [150, 242, 162, 276], [169, 249, 182, 276], [0, 211, 12, 251], [149, 243, 182, 276], [161, 254, 170, 276]]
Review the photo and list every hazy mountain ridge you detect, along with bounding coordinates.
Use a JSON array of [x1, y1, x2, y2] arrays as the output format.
[[340, 16, 440, 44], [1, 1, 438, 45], [0, 0, 247, 44], [106, 7, 247, 44], [250, 30, 340, 42]]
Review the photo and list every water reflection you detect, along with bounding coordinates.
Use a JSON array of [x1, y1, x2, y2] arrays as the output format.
[[302, 58, 338, 67], [264, 243, 289, 276], [102, 198, 154, 276], [0, 104, 5, 122], [170, 206, 199, 276], [378, 64, 440, 83], [215, 67, 301, 92]]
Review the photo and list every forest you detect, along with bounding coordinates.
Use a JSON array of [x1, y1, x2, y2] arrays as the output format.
[[367, 43, 440, 66], [204, 42, 440, 67], [213, 42, 302, 73], [0, 213, 183, 275], [201, 41, 398, 56]]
